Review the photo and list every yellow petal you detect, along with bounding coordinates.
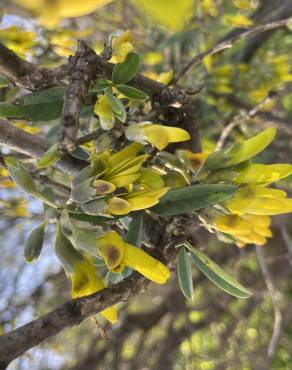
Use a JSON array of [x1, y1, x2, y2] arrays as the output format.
[[214, 214, 252, 236], [124, 187, 169, 210], [236, 232, 267, 246], [94, 94, 114, 120], [108, 143, 143, 169], [144, 125, 169, 150], [59, 0, 113, 18], [133, 0, 195, 31], [91, 179, 116, 195], [107, 196, 132, 215], [162, 126, 190, 143], [254, 187, 287, 198], [70, 258, 117, 323], [108, 173, 141, 188], [107, 154, 148, 178], [96, 231, 125, 269], [123, 243, 170, 284]]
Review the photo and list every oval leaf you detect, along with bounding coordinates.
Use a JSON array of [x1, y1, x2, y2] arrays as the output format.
[[112, 52, 140, 84], [185, 242, 252, 298], [151, 184, 237, 216], [116, 84, 148, 100], [125, 215, 143, 246], [24, 221, 48, 263], [36, 143, 62, 168], [105, 90, 126, 123], [177, 246, 193, 300]]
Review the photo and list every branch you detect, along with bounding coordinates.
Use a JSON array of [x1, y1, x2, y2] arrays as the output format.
[[172, 17, 292, 84], [0, 119, 86, 175], [0, 42, 68, 91], [256, 246, 282, 359], [215, 93, 275, 150], [0, 273, 148, 369], [60, 41, 97, 149]]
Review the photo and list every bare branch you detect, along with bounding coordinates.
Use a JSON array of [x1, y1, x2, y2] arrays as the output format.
[[0, 273, 148, 369], [172, 17, 292, 84], [216, 93, 275, 150], [0, 119, 85, 175], [60, 41, 97, 149], [256, 246, 282, 359]]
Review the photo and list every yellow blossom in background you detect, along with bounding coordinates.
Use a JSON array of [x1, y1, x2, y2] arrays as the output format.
[[0, 26, 36, 57], [0, 168, 15, 188], [143, 71, 174, 85], [176, 150, 209, 171], [222, 14, 253, 28], [132, 0, 195, 31], [202, 0, 218, 17], [70, 257, 117, 323], [14, 0, 113, 28], [125, 122, 190, 150], [143, 52, 164, 66], [111, 30, 134, 63], [14, 121, 40, 135], [96, 231, 170, 284]]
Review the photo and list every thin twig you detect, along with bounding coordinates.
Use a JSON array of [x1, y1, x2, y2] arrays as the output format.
[[215, 94, 275, 150], [256, 246, 282, 359], [172, 17, 292, 84]]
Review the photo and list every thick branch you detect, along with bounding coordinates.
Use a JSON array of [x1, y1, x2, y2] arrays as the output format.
[[0, 273, 148, 369], [0, 119, 85, 175], [60, 41, 96, 149]]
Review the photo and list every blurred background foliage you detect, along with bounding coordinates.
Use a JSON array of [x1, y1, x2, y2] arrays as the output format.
[[0, 0, 292, 369]]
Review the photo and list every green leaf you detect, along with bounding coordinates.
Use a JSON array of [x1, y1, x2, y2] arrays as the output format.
[[0, 87, 65, 121], [0, 87, 96, 122], [184, 242, 252, 298], [55, 223, 83, 274], [80, 198, 108, 215], [24, 221, 48, 263], [112, 52, 140, 84], [125, 215, 143, 246], [36, 143, 63, 168], [70, 177, 97, 203], [90, 79, 110, 92], [105, 90, 126, 123], [151, 184, 237, 216], [116, 84, 148, 100], [68, 222, 103, 258], [177, 246, 193, 300], [5, 157, 58, 208]]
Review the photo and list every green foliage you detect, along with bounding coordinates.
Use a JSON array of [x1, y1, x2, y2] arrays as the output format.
[[24, 221, 48, 263], [151, 184, 237, 215], [112, 52, 140, 84], [177, 246, 193, 300]]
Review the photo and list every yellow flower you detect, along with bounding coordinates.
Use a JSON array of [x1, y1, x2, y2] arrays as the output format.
[[110, 30, 134, 63], [91, 143, 148, 194], [0, 168, 15, 188], [94, 94, 115, 130], [205, 162, 292, 185], [106, 187, 169, 215], [213, 213, 272, 247], [225, 186, 292, 215], [15, 0, 113, 28], [143, 70, 174, 85], [96, 231, 170, 284], [55, 224, 117, 323], [70, 258, 117, 323], [125, 122, 190, 150]]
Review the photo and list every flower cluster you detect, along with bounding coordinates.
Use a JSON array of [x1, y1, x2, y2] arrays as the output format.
[[172, 128, 292, 247]]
